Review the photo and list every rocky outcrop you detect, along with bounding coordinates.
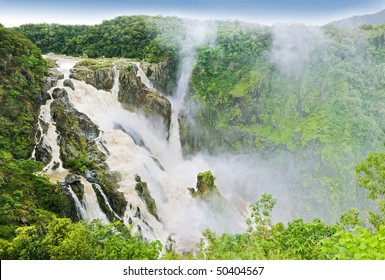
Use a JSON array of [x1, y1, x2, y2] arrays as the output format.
[[64, 173, 84, 202], [63, 79, 75, 90], [70, 64, 114, 91], [134, 174, 159, 221], [50, 88, 104, 163], [141, 60, 177, 96], [34, 139, 52, 166], [119, 64, 172, 136], [188, 171, 220, 198], [46, 68, 64, 88], [188, 171, 231, 215]]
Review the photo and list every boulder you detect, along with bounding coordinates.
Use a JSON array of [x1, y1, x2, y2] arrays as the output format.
[[34, 140, 52, 166], [188, 171, 219, 198], [63, 79, 75, 90], [47, 68, 64, 87], [64, 173, 81, 185]]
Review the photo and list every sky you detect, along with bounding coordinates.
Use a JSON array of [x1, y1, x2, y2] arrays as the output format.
[[1, 0, 385, 27]]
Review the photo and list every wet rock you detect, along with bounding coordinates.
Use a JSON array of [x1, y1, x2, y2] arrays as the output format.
[[141, 60, 177, 96], [47, 68, 64, 87], [52, 87, 68, 99], [188, 170, 233, 215], [135, 175, 159, 221], [64, 173, 81, 185], [188, 171, 219, 198], [34, 140, 52, 166], [63, 79, 75, 90], [40, 77, 52, 103], [50, 88, 103, 162], [118, 65, 171, 136], [52, 161, 60, 170], [70, 64, 114, 91], [134, 207, 141, 219], [84, 169, 97, 183]]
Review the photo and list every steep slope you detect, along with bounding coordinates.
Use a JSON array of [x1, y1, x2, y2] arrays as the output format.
[[0, 26, 78, 240], [328, 9, 385, 29]]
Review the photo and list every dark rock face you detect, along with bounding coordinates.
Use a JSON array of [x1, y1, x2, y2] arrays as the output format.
[[34, 139, 52, 166], [47, 69, 64, 87], [50, 88, 104, 163], [118, 65, 172, 136], [63, 79, 75, 91], [134, 174, 159, 221], [141, 60, 177, 96], [63, 173, 85, 203], [70, 67, 114, 91], [64, 173, 81, 185]]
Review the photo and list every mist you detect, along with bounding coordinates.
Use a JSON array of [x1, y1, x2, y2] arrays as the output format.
[[269, 23, 331, 77]]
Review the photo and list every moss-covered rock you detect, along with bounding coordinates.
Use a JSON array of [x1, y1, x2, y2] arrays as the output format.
[[188, 171, 219, 198], [95, 171, 127, 219], [134, 174, 159, 221], [188, 171, 231, 215], [50, 88, 104, 165], [63, 79, 75, 90], [141, 60, 177, 96], [70, 61, 114, 91], [119, 64, 171, 136]]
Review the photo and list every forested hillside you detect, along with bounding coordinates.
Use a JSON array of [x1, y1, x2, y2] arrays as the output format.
[[1, 15, 385, 259]]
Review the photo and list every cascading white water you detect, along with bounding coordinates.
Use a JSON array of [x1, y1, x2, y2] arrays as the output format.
[[49, 56, 246, 249], [93, 183, 121, 220], [32, 55, 111, 222], [67, 186, 88, 220], [134, 62, 154, 89], [111, 65, 120, 101], [81, 179, 109, 222]]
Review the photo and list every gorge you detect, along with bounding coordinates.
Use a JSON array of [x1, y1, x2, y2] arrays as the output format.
[[2, 13, 385, 259]]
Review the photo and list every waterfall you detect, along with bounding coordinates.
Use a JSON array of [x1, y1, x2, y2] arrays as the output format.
[[111, 65, 120, 100], [134, 62, 154, 89], [30, 117, 44, 160], [31, 55, 111, 223], [49, 57, 244, 249], [67, 185, 88, 220], [93, 183, 121, 220], [81, 179, 109, 223]]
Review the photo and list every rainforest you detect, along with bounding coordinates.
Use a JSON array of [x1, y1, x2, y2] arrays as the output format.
[[1, 12, 385, 260]]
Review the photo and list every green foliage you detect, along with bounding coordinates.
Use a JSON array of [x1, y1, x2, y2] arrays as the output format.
[[319, 226, 385, 260], [0, 150, 78, 240], [356, 152, 385, 229], [337, 208, 365, 231], [12, 16, 182, 64], [247, 193, 276, 238], [0, 218, 162, 260], [65, 156, 95, 174], [198, 194, 337, 260], [186, 21, 385, 222], [0, 25, 47, 159]]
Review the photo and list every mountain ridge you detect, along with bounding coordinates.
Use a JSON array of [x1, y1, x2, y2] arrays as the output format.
[[328, 8, 385, 28]]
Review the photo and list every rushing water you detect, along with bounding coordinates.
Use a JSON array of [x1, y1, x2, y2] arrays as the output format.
[[37, 55, 246, 250]]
